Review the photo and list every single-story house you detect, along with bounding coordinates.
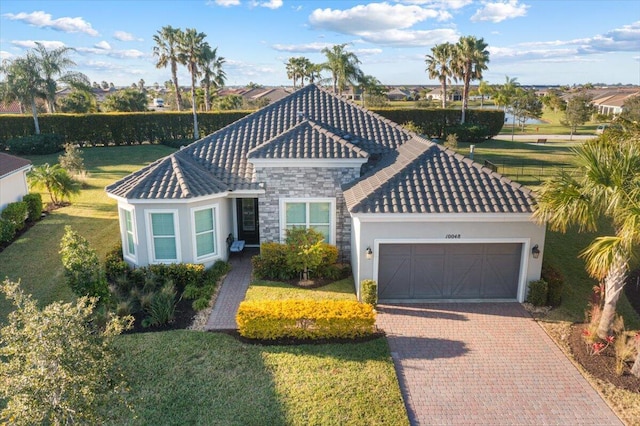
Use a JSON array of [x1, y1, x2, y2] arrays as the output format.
[[106, 84, 545, 303], [0, 153, 32, 211]]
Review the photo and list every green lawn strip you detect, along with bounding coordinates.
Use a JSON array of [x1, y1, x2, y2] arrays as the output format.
[[0, 145, 175, 320], [245, 278, 357, 301], [108, 331, 408, 426]]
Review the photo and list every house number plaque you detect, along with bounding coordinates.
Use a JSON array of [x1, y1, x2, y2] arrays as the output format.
[[445, 234, 461, 239]]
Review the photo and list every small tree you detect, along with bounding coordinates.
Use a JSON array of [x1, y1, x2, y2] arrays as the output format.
[[28, 163, 80, 206], [285, 227, 325, 281], [0, 280, 133, 425], [58, 143, 86, 178], [60, 226, 109, 300], [561, 92, 594, 140]]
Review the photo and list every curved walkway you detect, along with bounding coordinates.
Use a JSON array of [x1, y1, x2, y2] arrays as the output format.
[[377, 303, 622, 426]]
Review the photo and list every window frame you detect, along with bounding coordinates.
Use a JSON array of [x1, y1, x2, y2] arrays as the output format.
[[279, 198, 336, 244], [190, 204, 220, 262], [146, 209, 181, 264], [119, 205, 137, 263]]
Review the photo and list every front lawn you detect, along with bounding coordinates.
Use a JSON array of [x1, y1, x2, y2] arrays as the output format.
[[108, 331, 408, 425], [245, 278, 357, 301]]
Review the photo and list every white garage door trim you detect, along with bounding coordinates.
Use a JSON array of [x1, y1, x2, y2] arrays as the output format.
[[372, 238, 532, 303]]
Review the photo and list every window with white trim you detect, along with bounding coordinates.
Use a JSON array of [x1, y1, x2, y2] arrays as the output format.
[[281, 198, 335, 243], [121, 208, 136, 258], [149, 212, 178, 262], [192, 206, 217, 259]]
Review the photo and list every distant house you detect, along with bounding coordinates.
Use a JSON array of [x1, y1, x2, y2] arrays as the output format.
[[0, 101, 23, 114], [107, 85, 545, 303], [386, 88, 410, 101], [592, 90, 639, 116], [426, 88, 462, 102], [0, 153, 32, 211]]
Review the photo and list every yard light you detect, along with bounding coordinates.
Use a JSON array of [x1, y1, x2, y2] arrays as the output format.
[[366, 247, 373, 260], [531, 244, 540, 259]]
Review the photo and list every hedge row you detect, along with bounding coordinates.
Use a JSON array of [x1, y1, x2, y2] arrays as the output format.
[[0, 111, 250, 147], [236, 299, 376, 340], [0, 108, 504, 148]]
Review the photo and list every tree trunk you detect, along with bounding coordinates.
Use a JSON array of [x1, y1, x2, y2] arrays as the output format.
[[597, 256, 628, 339], [31, 98, 40, 135], [191, 76, 199, 140], [441, 80, 447, 109], [204, 84, 211, 112], [172, 61, 182, 112]]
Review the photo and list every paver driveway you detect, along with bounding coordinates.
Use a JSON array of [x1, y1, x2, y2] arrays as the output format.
[[377, 303, 622, 426]]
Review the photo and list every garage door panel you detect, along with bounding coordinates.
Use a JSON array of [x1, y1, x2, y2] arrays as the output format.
[[378, 243, 522, 300], [412, 254, 446, 298], [378, 254, 411, 299]]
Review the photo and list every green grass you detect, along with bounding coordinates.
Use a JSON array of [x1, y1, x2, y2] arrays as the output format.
[[245, 278, 357, 301], [108, 331, 408, 425], [0, 145, 175, 319]]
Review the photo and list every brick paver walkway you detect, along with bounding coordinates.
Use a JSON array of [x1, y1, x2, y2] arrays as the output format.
[[377, 303, 622, 426], [205, 250, 255, 331]]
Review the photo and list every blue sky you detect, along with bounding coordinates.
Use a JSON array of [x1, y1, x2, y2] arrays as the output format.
[[1, 0, 638, 87]]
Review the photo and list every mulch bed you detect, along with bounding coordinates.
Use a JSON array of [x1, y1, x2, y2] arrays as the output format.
[[229, 330, 386, 346], [124, 297, 197, 334], [568, 323, 640, 393]]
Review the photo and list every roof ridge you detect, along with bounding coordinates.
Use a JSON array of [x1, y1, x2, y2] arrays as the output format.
[[170, 155, 192, 198], [307, 120, 369, 159]]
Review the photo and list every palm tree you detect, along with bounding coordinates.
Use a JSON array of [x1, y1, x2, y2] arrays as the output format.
[[153, 25, 184, 111], [285, 57, 303, 89], [321, 44, 362, 95], [358, 74, 383, 108], [32, 42, 89, 113], [452, 36, 490, 124], [492, 75, 519, 111], [297, 57, 313, 87], [476, 80, 492, 108], [425, 42, 455, 108], [199, 46, 226, 111], [29, 163, 80, 206], [178, 28, 209, 139], [534, 123, 640, 340], [305, 62, 323, 84], [1, 52, 45, 134]]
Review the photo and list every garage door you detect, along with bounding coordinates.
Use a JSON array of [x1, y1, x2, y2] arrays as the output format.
[[378, 243, 522, 300]]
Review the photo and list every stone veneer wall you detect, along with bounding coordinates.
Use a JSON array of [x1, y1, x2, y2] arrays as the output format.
[[254, 165, 361, 261]]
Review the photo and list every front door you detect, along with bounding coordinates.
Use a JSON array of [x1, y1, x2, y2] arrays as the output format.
[[236, 198, 259, 245]]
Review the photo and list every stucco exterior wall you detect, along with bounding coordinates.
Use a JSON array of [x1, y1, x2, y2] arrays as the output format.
[[0, 170, 29, 211], [254, 165, 360, 261], [117, 196, 233, 268], [351, 214, 546, 302]]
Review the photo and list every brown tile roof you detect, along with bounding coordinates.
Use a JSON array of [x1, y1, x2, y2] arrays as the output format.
[[0, 153, 32, 178], [0, 101, 22, 114], [343, 137, 535, 214]]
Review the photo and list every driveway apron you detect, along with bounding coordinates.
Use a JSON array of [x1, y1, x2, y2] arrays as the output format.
[[377, 303, 622, 426]]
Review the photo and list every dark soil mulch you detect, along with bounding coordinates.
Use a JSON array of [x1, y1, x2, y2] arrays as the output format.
[[569, 323, 640, 393], [624, 268, 640, 317], [229, 330, 386, 346], [285, 277, 336, 289], [123, 297, 197, 334]]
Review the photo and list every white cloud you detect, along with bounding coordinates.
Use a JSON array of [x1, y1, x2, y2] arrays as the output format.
[[271, 42, 332, 52], [94, 41, 111, 50], [213, 0, 241, 6], [251, 0, 283, 9], [310, 3, 448, 34], [0, 51, 15, 60], [396, 0, 472, 9], [114, 31, 142, 42], [357, 28, 459, 47], [11, 40, 66, 49], [352, 48, 383, 56], [3, 10, 99, 36], [77, 46, 145, 59], [471, 1, 528, 23], [225, 59, 277, 78]]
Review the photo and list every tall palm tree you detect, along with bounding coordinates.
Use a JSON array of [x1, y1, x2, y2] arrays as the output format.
[[534, 123, 640, 339], [452, 36, 490, 124], [1, 52, 45, 134], [425, 42, 455, 108], [199, 46, 226, 112], [153, 25, 184, 111], [178, 28, 209, 139], [285, 57, 302, 89], [476, 80, 492, 108], [321, 44, 362, 95], [33, 42, 89, 113], [492, 75, 519, 111]]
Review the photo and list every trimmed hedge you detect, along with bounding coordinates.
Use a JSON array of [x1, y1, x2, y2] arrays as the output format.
[[0, 220, 16, 244], [527, 279, 548, 307], [22, 193, 43, 222], [6, 133, 65, 155], [0, 112, 250, 147], [0, 108, 504, 147], [1, 201, 28, 231], [361, 279, 377, 306], [237, 299, 376, 340]]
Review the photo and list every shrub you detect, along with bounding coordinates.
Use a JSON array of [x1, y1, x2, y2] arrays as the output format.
[[0, 201, 28, 231], [6, 133, 65, 155], [237, 299, 376, 340], [526, 279, 548, 306], [252, 242, 294, 280], [59, 226, 109, 300], [361, 280, 378, 306], [193, 298, 210, 311], [105, 244, 131, 286], [0, 219, 16, 244], [445, 124, 489, 144], [22, 193, 43, 222], [142, 281, 176, 327], [58, 143, 86, 177], [144, 263, 205, 293], [541, 264, 563, 307]]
